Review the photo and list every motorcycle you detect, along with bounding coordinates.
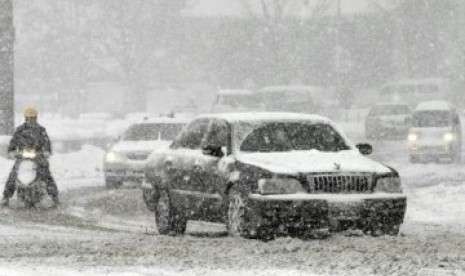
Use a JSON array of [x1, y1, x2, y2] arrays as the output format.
[[13, 148, 48, 208]]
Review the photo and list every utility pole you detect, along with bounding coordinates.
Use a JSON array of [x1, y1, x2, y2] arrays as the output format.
[[0, 0, 14, 135]]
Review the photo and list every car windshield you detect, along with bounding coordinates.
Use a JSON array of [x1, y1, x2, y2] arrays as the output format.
[[123, 123, 184, 141], [237, 122, 349, 152], [412, 111, 451, 127], [370, 105, 410, 116]]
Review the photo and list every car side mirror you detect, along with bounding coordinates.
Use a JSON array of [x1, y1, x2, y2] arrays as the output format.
[[202, 144, 224, 158], [356, 143, 373, 155]]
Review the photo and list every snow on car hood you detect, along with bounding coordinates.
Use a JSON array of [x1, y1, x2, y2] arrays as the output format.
[[111, 140, 171, 153], [236, 150, 391, 175]]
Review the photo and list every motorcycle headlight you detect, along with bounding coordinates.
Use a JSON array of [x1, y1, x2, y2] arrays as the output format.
[[17, 160, 38, 185], [257, 177, 306, 195], [22, 150, 37, 159], [443, 132, 455, 143], [375, 176, 402, 193], [105, 151, 125, 163]]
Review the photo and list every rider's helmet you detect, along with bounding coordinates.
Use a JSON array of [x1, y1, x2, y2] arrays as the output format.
[[24, 107, 38, 118]]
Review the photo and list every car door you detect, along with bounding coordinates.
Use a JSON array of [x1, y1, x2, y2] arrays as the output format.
[[167, 118, 211, 219], [197, 119, 232, 222]]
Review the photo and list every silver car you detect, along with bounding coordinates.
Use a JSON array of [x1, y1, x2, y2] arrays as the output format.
[[104, 117, 188, 188]]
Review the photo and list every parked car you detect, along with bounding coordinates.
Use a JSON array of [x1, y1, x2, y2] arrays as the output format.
[[365, 104, 412, 139], [408, 101, 462, 163], [104, 117, 188, 189], [143, 112, 406, 239]]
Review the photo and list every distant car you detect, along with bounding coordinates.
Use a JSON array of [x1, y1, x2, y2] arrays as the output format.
[[408, 101, 462, 163], [210, 89, 260, 113], [104, 117, 188, 189], [143, 112, 406, 239], [257, 86, 319, 114], [365, 104, 412, 139]]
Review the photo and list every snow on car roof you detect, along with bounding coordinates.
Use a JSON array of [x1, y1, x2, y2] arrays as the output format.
[[258, 85, 322, 93], [415, 101, 453, 111], [138, 117, 190, 124], [217, 89, 254, 95], [198, 112, 331, 124]]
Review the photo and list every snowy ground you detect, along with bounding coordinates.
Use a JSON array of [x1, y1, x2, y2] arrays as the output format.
[[0, 119, 465, 275]]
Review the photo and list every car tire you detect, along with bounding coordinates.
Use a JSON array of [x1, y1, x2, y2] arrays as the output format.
[[226, 187, 271, 239], [155, 190, 187, 235], [226, 187, 251, 238], [363, 223, 400, 237]]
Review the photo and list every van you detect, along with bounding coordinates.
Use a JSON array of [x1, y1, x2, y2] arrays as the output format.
[[407, 101, 461, 163]]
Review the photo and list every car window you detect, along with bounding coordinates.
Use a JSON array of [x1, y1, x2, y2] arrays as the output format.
[[171, 119, 210, 149], [204, 119, 230, 148], [239, 122, 349, 152], [412, 111, 451, 127]]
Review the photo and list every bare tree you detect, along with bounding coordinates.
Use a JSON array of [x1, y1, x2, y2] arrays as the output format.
[[90, 0, 188, 111]]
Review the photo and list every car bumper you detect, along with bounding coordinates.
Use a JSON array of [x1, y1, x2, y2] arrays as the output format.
[[247, 193, 406, 232], [104, 161, 146, 182], [409, 144, 456, 158]]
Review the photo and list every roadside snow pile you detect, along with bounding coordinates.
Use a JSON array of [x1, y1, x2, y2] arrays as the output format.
[[0, 266, 324, 276], [50, 145, 105, 189], [0, 145, 105, 191]]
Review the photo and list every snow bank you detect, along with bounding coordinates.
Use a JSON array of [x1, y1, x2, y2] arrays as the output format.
[[0, 266, 324, 276], [0, 145, 105, 192], [50, 145, 105, 191]]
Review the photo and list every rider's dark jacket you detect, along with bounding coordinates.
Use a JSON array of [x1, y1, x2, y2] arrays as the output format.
[[8, 122, 52, 154], [3, 122, 57, 199]]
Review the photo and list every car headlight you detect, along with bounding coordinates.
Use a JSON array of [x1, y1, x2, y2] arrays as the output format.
[[105, 151, 125, 163], [443, 132, 455, 143], [407, 133, 418, 142], [375, 176, 402, 193], [257, 177, 306, 195]]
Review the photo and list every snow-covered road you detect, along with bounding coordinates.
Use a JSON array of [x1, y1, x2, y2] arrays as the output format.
[[0, 125, 465, 275]]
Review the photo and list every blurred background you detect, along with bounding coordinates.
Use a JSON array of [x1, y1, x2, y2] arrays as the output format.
[[6, 0, 465, 118]]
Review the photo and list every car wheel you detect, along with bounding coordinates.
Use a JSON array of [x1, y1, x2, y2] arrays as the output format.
[[227, 188, 250, 238], [226, 187, 270, 239], [155, 190, 186, 235]]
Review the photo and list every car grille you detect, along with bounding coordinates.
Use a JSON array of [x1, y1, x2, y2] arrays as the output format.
[[305, 173, 374, 193], [125, 152, 150, 160]]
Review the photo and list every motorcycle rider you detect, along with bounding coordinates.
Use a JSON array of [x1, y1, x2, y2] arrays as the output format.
[[1, 107, 59, 207]]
